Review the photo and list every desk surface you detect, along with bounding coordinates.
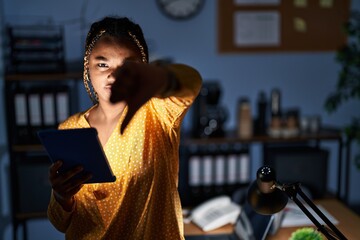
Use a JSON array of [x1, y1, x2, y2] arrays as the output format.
[[184, 198, 360, 240]]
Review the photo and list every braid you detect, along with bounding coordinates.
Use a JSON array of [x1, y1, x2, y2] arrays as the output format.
[[83, 16, 149, 104]]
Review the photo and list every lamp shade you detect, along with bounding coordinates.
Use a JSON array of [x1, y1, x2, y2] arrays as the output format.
[[247, 166, 288, 215]]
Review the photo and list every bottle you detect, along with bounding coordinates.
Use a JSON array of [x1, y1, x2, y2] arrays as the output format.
[[237, 97, 253, 138], [270, 88, 281, 117], [269, 89, 282, 137], [255, 91, 267, 135]]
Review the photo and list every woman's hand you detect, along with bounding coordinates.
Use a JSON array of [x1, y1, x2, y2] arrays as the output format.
[[110, 61, 169, 133], [49, 160, 92, 211]]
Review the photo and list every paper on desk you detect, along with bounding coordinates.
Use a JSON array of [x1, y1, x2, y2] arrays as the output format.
[[281, 202, 339, 227]]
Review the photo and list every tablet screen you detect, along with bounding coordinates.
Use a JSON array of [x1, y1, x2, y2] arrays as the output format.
[[38, 128, 116, 183]]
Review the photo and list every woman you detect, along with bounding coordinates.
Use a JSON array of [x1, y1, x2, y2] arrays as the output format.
[[47, 16, 202, 239]]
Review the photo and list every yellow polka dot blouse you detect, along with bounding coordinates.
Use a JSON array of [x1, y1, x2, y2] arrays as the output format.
[[47, 64, 202, 240]]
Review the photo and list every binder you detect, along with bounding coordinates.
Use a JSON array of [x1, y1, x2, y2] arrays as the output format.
[[28, 92, 42, 127], [227, 153, 237, 185], [202, 152, 213, 197], [42, 92, 56, 127], [214, 153, 226, 186], [10, 84, 73, 144], [188, 144, 202, 197], [239, 153, 250, 183], [14, 89, 30, 144], [28, 90, 43, 143], [214, 151, 226, 194], [14, 93, 28, 126], [182, 141, 252, 205], [56, 90, 69, 124], [202, 154, 213, 186], [189, 154, 201, 187], [233, 143, 251, 184]]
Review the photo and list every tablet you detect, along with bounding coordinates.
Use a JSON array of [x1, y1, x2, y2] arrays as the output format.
[[38, 128, 116, 183]]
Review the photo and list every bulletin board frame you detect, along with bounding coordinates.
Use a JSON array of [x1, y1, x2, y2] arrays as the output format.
[[218, 0, 350, 53]]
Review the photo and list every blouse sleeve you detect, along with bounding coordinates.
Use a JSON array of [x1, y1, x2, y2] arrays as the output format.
[[151, 63, 202, 130], [47, 190, 75, 233]]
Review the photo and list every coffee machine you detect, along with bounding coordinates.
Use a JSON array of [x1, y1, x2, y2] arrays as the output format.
[[191, 81, 227, 138]]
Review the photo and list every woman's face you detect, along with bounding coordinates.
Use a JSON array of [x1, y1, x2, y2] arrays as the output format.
[[88, 35, 141, 103]]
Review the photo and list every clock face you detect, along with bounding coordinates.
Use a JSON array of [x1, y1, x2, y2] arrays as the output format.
[[157, 0, 205, 20]]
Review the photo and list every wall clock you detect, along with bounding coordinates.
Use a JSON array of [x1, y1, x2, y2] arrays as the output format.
[[156, 0, 205, 20]]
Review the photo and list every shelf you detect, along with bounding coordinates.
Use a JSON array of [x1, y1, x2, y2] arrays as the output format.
[[5, 71, 82, 81], [15, 212, 48, 221], [5, 25, 66, 74], [181, 127, 342, 146], [11, 144, 45, 153]]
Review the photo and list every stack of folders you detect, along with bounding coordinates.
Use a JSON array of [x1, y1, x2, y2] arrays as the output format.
[[187, 143, 251, 198], [11, 84, 71, 144]]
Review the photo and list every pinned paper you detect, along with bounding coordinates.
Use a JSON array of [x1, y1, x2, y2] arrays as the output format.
[[234, 11, 280, 46], [319, 0, 333, 8], [294, 17, 307, 32], [294, 0, 307, 8]]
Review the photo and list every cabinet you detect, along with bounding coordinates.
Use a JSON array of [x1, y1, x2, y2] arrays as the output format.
[[4, 72, 82, 240], [179, 127, 344, 207]]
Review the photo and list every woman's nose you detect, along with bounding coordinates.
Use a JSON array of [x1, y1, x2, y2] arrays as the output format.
[[107, 70, 117, 83]]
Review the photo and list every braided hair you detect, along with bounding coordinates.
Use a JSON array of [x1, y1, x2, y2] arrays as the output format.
[[83, 16, 149, 104]]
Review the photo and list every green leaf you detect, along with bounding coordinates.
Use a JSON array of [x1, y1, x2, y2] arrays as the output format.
[[324, 10, 360, 171], [289, 227, 324, 240]]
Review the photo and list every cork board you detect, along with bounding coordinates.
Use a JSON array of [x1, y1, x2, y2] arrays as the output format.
[[218, 0, 350, 52]]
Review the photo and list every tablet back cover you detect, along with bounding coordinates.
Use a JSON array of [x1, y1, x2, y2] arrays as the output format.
[[38, 128, 116, 183]]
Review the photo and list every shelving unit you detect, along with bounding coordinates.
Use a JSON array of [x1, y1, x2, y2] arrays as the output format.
[[4, 72, 82, 240], [1, 24, 82, 240], [179, 127, 344, 207]]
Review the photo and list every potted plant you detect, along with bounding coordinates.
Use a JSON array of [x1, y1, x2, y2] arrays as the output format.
[[289, 227, 324, 240], [324, 10, 360, 169]]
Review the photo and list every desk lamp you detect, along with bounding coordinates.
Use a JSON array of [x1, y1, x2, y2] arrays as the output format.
[[247, 166, 347, 240]]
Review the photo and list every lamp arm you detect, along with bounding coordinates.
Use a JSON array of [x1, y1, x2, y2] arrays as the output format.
[[277, 183, 347, 240]]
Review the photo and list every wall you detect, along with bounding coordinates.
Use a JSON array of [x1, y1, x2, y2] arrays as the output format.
[[0, 0, 359, 239]]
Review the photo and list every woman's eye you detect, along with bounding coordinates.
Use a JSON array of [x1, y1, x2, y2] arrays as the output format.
[[97, 63, 108, 68]]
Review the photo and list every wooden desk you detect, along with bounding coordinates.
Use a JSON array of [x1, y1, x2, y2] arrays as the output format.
[[184, 199, 360, 240]]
